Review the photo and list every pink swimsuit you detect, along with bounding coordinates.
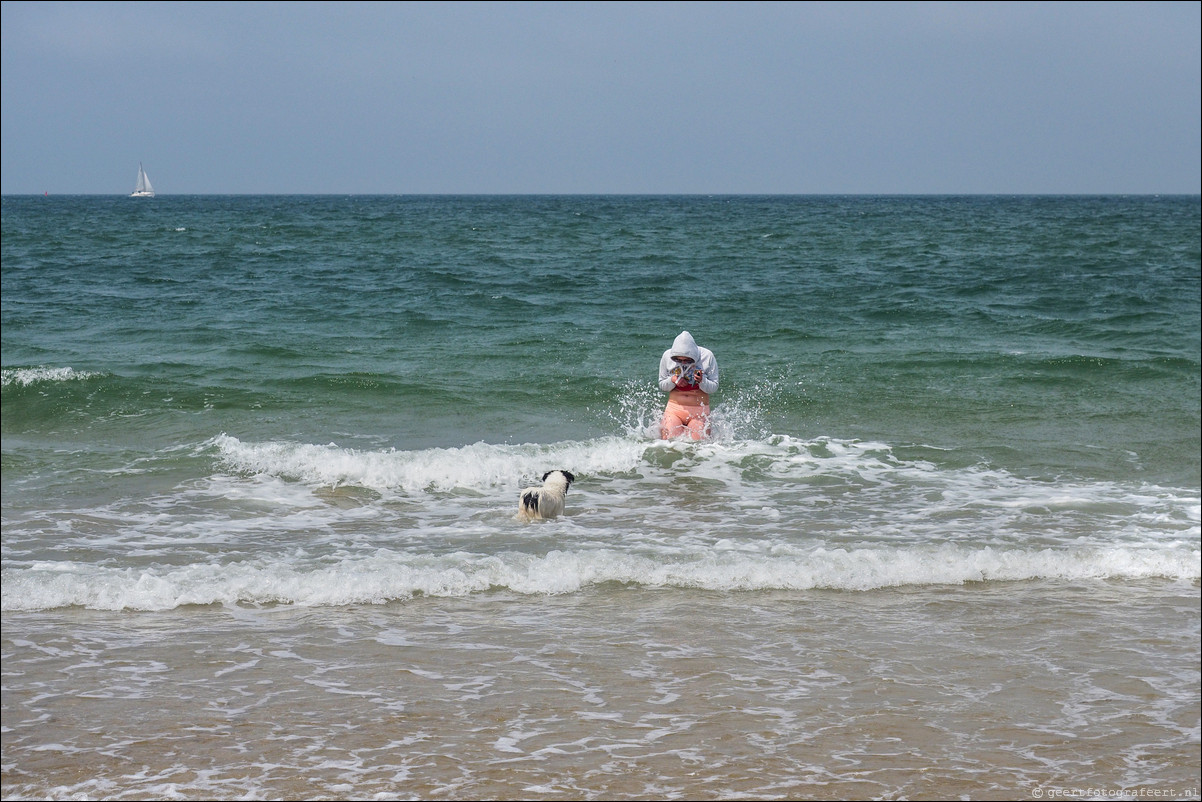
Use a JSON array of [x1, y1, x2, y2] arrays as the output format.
[[660, 387, 711, 440]]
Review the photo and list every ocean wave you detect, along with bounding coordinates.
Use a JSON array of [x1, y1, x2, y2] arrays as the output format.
[[208, 431, 966, 492], [206, 434, 1201, 526], [1, 366, 103, 387], [2, 543, 1197, 611], [208, 432, 647, 492], [196, 434, 1202, 558], [3, 433, 1194, 613]]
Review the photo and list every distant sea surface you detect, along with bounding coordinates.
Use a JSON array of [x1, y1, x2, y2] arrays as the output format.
[[2, 194, 1199, 800]]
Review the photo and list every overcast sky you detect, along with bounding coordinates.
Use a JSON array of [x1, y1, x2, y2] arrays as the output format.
[[2, 1, 1198, 195]]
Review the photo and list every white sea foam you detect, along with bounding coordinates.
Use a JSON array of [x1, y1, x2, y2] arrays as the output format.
[[205, 432, 1200, 541], [2, 432, 1195, 612], [2, 541, 1196, 612], [209, 432, 647, 493], [1, 365, 101, 387]]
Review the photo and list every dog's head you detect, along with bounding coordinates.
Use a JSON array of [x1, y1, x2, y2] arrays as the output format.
[[541, 470, 575, 487]]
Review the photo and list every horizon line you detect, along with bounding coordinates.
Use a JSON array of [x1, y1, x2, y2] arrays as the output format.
[[6, 191, 1201, 198]]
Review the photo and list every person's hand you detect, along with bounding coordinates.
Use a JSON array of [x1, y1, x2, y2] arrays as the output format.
[[669, 363, 702, 386]]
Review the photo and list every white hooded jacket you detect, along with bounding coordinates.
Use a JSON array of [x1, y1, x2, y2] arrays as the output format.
[[658, 331, 719, 394]]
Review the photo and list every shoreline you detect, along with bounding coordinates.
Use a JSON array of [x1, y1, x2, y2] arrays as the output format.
[[4, 581, 1198, 800]]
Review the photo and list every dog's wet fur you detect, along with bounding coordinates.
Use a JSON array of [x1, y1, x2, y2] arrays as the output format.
[[516, 470, 575, 521]]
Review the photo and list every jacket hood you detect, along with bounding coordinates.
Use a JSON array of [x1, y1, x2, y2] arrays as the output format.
[[669, 331, 701, 362]]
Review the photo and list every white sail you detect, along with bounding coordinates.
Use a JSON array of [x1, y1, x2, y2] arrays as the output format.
[[131, 163, 155, 197]]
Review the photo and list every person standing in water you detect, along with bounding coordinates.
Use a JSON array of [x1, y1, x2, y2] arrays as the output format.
[[658, 330, 719, 440]]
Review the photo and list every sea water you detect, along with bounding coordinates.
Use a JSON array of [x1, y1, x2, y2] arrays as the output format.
[[2, 194, 1198, 800]]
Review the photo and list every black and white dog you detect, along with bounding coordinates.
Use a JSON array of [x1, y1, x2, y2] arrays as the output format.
[[516, 470, 575, 522]]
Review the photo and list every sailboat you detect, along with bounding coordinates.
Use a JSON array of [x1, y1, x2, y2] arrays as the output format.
[[131, 163, 155, 197]]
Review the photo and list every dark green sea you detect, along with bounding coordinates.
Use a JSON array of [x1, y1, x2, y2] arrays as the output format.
[[2, 194, 1199, 800]]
